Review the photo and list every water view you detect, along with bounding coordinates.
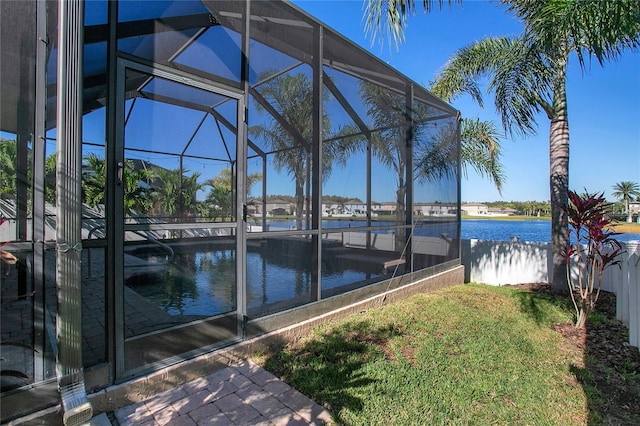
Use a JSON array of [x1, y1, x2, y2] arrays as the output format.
[[265, 218, 640, 242], [462, 219, 640, 242]]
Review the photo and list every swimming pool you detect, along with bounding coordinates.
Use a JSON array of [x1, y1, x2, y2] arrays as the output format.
[[126, 240, 388, 319]]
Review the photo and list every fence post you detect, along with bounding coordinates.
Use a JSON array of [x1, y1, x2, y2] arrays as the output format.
[[625, 241, 639, 348]]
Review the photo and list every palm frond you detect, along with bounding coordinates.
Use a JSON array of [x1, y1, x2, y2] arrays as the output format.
[[364, 0, 460, 48], [460, 118, 505, 193], [503, 0, 640, 67]]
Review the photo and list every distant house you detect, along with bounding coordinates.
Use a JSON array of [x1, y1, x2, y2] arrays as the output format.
[[461, 203, 488, 216], [248, 199, 292, 216], [629, 201, 640, 222], [414, 202, 457, 216], [377, 202, 397, 216], [321, 199, 367, 216], [487, 207, 517, 216]]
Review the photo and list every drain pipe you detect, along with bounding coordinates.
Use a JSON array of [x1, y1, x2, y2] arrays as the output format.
[[56, 0, 93, 424]]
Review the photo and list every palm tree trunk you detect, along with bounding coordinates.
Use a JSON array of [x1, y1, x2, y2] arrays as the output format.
[[295, 173, 304, 231], [549, 78, 570, 292]]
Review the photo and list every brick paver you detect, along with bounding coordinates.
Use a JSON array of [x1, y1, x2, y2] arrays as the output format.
[[113, 360, 333, 425]]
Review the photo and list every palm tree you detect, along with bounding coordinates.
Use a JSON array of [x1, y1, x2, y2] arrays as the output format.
[[82, 153, 106, 207], [364, 1, 505, 194], [459, 119, 504, 192], [122, 161, 154, 215], [179, 172, 204, 219], [250, 72, 360, 230], [82, 154, 153, 215], [151, 168, 204, 221], [202, 168, 262, 222], [250, 73, 315, 230], [360, 82, 410, 227], [365, 0, 640, 289], [612, 181, 640, 222]]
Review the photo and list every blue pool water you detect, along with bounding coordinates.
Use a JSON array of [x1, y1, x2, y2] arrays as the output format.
[[131, 249, 380, 317]]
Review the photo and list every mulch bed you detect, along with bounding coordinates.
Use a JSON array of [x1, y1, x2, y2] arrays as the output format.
[[506, 283, 640, 424]]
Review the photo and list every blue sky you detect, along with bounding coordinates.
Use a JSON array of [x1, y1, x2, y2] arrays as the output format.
[[293, 0, 640, 203]]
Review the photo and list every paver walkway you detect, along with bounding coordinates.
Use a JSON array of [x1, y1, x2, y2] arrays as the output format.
[[113, 360, 333, 425]]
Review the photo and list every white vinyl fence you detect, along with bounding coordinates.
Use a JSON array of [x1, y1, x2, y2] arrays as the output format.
[[461, 239, 640, 349]]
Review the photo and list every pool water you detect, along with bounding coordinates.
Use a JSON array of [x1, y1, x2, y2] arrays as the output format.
[[129, 248, 381, 317]]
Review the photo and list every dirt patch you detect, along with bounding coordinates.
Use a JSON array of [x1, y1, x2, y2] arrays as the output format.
[[507, 283, 640, 424]]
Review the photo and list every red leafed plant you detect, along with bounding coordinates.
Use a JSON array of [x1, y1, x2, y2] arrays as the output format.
[[564, 190, 624, 328]]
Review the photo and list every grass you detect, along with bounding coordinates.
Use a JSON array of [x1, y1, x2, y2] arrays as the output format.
[[610, 222, 640, 233], [261, 284, 591, 425], [461, 215, 550, 221]]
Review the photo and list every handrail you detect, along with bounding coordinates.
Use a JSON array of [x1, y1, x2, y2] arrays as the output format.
[[86, 225, 175, 278], [87, 224, 106, 240], [131, 230, 175, 262]]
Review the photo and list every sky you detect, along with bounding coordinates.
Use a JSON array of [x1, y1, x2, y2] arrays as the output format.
[[292, 0, 640, 203]]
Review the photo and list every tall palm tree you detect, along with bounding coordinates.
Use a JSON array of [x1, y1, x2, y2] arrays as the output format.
[[250, 73, 315, 230], [250, 72, 360, 230], [365, 0, 640, 289], [364, 1, 505, 193], [360, 82, 409, 226], [612, 181, 640, 222]]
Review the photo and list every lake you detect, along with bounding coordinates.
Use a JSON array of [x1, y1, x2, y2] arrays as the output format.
[[462, 219, 640, 243], [265, 218, 640, 243]]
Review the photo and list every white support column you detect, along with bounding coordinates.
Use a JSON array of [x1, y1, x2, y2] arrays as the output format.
[[56, 0, 93, 424]]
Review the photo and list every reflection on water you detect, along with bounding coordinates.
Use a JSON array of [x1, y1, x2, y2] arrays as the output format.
[[128, 246, 382, 318], [131, 249, 236, 316]]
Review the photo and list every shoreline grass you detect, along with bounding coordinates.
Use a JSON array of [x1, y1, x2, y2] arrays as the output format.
[[611, 222, 640, 233], [261, 284, 590, 425], [461, 214, 550, 221]]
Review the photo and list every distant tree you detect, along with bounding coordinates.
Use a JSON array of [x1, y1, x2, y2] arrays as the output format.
[[0, 138, 17, 198], [180, 172, 205, 219], [151, 168, 204, 220], [323, 195, 364, 204], [266, 194, 296, 203], [123, 162, 154, 215], [611, 181, 640, 222], [202, 168, 261, 222], [82, 153, 106, 207], [82, 154, 153, 215], [45, 153, 57, 204]]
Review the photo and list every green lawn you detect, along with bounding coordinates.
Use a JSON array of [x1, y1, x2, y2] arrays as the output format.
[[461, 215, 550, 221], [261, 284, 591, 425]]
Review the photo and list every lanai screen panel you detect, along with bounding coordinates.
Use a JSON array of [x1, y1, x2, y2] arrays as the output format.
[[0, 1, 461, 418], [0, 0, 41, 396], [246, 1, 316, 232], [412, 111, 460, 269]]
